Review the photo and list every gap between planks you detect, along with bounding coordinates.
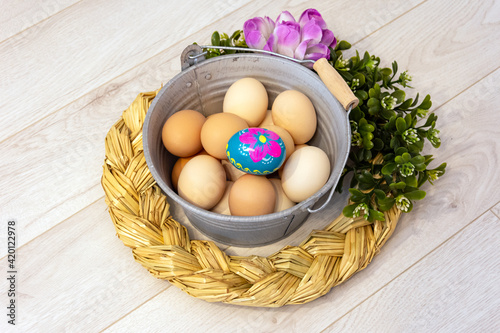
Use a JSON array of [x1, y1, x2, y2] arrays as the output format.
[[0, 0, 84, 46]]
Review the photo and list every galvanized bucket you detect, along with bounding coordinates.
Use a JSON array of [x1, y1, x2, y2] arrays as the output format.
[[143, 45, 354, 246]]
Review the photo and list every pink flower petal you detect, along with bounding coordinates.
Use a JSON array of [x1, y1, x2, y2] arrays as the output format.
[[239, 131, 257, 144], [265, 140, 282, 157], [265, 130, 279, 141], [250, 144, 266, 163]]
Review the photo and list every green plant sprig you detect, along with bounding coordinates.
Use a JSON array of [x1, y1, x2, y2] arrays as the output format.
[[205, 31, 446, 222]]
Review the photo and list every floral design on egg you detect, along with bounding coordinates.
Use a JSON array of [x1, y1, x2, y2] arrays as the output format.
[[226, 128, 286, 175], [238, 128, 282, 162]]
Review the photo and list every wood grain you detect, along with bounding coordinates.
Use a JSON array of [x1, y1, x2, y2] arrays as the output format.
[[0, 0, 251, 142], [0, 0, 81, 42], [0, 0, 425, 256], [323, 211, 500, 333]]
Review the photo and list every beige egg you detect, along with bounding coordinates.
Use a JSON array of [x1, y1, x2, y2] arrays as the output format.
[[221, 159, 246, 181], [229, 174, 275, 216], [171, 150, 208, 191], [223, 78, 268, 126], [261, 125, 295, 161], [162, 110, 206, 157], [178, 155, 226, 210], [272, 90, 317, 144], [201, 112, 248, 159], [269, 178, 296, 212], [281, 146, 331, 203], [211, 181, 233, 215], [258, 110, 274, 127]]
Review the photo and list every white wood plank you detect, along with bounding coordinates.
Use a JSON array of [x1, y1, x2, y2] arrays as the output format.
[[0, 0, 424, 256], [324, 211, 500, 333], [0, 0, 251, 142], [0, 0, 80, 42], [102, 62, 500, 333], [352, 0, 500, 107], [491, 202, 500, 219], [0, 200, 170, 333]]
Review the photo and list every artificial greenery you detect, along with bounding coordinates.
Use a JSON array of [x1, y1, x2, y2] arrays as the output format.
[[205, 30, 446, 222]]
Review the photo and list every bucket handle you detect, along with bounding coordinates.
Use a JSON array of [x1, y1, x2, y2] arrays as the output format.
[[313, 58, 359, 111]]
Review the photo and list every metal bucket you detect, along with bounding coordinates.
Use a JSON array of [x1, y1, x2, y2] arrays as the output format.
[[143, 46, 352, 246]]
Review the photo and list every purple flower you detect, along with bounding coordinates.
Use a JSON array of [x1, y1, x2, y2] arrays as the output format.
[[243, 16, 275, 49], [243, 8, 337, 62]]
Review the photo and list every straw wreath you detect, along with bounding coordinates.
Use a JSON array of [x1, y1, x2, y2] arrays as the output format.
[[101, 90, 401, 307]]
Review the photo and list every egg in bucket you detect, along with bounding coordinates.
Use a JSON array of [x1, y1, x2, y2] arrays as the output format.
[[143, 44, 357, 246]]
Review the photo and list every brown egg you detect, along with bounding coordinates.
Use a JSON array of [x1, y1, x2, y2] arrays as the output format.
[[177, 155, 226, 210], [229, 174, 276, 216], [261, 125, 295, 161], [201, 113, 248, 159], [272, 90, 317, 144], [162, 110, 206, 157], [211, 181, 233, 215], [223, 78, 268, 126], [171, 150, 208, 191], [258, 110, 274, 127]]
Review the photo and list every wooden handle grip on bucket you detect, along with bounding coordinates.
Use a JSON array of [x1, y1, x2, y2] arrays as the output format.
[[313, 58, 359, 111]]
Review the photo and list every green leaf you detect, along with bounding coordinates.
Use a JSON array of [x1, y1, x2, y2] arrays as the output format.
[[343, 204, 358, 217], [380, 68, 392, 76], [349, 189, 366, 202], [392, 89, 406, 103], [404, 190, 426, 201], [390, 136, 400, 149], [402, 153, 411, 163], [378, 197, 395, 211], [404, 175, 418, 188], [370, 209, 385, 221], [373, 138, 384, 150], [373, 189, 386, 200], [410, 155, 425, 165], [396, 117, 407, 133], [381, 162, 397, 175], [419, 94, 432, 109], [355, 90, 368, 101], [392, 61, 398, 77], [389, 181, 406, 190], [395, 147, 408, 156], [423, 113, 437, 127], [211, 31, 220, 46], [367, 98, 379, 108], [337, 40, 351, 51]]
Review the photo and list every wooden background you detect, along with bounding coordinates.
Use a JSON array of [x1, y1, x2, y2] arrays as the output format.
[[1, 0, 499, 332]]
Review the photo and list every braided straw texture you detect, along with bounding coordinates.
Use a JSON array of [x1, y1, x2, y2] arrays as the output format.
[[102, 90, 402, 307]]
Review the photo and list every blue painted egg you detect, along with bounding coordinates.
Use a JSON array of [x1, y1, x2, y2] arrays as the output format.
[[226, 128, 286, 175]]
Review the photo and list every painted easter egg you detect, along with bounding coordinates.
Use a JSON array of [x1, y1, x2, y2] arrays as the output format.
[[226, 128, 286, 175]]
